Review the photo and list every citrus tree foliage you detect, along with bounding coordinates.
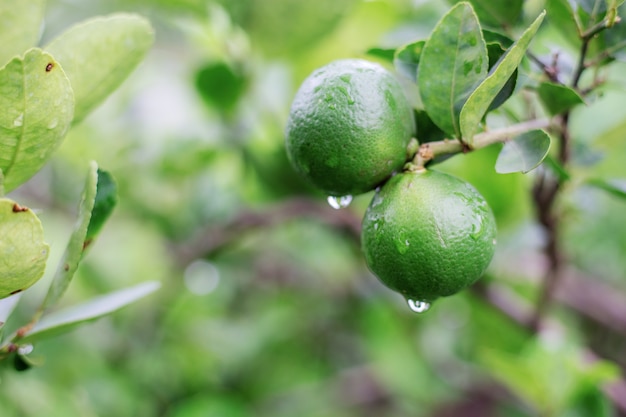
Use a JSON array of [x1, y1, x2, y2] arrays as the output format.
[[0, 2, 158, 368], [1, 1, 626, 417]]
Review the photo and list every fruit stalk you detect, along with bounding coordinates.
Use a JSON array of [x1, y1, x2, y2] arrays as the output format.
[[411, 118, 552, 169]]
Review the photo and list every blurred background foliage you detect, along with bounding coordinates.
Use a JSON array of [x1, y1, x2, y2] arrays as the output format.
[[2, 0, 626, 416]]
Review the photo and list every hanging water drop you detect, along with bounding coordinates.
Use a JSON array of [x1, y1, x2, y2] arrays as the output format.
[[327, 195, 353, 209], [17, 344, 33, 355], [407, 299, 431, 313]]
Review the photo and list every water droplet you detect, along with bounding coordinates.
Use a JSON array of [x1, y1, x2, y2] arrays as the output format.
[[492, 238, 497, 245], [18, 344, 33, 355], [327, 195, 353, 209], [328, 103, 336, 110], [13, 113, 23, 127], [407, 299, 431, 313], [184, 260, 220, 295], [47, 119, 58, 129]]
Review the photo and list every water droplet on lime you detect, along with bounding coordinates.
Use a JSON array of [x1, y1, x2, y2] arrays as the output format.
[[407, 299, 430, 313], [327, 195, 353, 209]]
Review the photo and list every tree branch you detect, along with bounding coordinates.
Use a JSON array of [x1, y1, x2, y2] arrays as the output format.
[[170, 197, 362, 266]]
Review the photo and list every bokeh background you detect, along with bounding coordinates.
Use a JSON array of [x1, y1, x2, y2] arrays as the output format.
[[3, 0, 626, 416]]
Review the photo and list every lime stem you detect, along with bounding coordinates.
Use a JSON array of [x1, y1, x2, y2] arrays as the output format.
[[412, 118, 552, 169]]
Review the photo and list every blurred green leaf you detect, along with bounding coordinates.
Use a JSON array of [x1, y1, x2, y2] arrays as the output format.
[[85, 169, 118, 245], [495, 130, 551, 174], [546, 0, 581, 43], [393, 40, 425, 82], [244, 0, 357, 56], [537, 82, 585, 116], [13, 353, 36, 372], [448, 0, 523, 27], [460, 11, 545, 144], [418, 2, 488, 138], [0, 0, 46, 67], [366, 47, 396, 62], [564, 387, 616, 417], [0, 48, 74, 192], [0, 294, 21, 330], [195, 62, 247, 115], [45, 14, 154, 124], [586, 178, 626, 200], [480, 339, 619, 415], [20, 281, 161, 344], [41, 162, 99, 310], [0, 198, 49, 299], [575, 0, 608, 15], [543, 155, 572, 181]]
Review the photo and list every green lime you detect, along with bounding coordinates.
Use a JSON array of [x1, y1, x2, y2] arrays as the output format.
[[361, 169, 497, 305], [285, 59, 415, 197]]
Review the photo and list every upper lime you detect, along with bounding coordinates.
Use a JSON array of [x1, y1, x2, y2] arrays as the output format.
[[361, 169, 497, 303], [285, 59, 415, 196]]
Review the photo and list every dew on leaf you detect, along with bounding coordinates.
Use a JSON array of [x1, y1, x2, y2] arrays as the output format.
[[13, 113, 24, 127]]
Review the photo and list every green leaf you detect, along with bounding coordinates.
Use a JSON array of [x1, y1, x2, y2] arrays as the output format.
[[0, 198, 49, 299], [19, 281, 161, 344], [195, 62, 248, 115], [0, 48, 75, 192], [85, 169, 118, 246], [41, 162, 99, 310], [0, 0, 46, 67], [545, 0, 581, 44], [495, 130, 551, 174], [586, 178, 626, 200], [449, 0, 524, 27], [418, 2, 488, 138], [537, 82, 586, 115], [45, 14, 155, 124], [482, 29, 514, 48], [486, 43, 517, 111], [393, 40, 425, 82], [460, 11, 545, 144], [365, 47, 396, 62]]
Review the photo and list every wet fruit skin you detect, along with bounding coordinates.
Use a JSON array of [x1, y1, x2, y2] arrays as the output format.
[[285, 59, 415, 197], [361, 169, 497, 303]]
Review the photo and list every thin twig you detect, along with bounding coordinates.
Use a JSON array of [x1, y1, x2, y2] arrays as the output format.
[[171, 197, 361, 266]]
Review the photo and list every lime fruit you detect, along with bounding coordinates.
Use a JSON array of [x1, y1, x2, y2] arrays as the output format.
[[361, 169, 497, 303], [285, 59, 415, 197]]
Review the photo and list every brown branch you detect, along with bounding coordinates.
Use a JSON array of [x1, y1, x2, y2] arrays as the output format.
[[555, 268, 626, 335], [474, 280, 626, 414], [170, 197, 362, 266]]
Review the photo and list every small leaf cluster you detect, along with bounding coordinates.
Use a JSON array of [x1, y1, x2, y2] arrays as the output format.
[[371, 0, 625, 177], [0, 1, 158, 370]]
